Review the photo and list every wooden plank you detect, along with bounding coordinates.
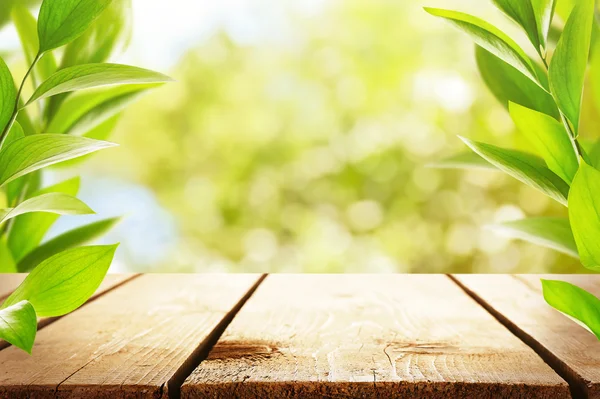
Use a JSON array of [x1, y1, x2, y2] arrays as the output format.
[[0, 274, 261, 399], [0, 274, 137, 351], [182, 275, 569, 399], [455, 274, 600, 398], [0, 274, 26, 301]]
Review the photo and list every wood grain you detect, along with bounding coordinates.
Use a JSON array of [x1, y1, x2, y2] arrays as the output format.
[[182, 274, 569, 399], [0, 274, 261, 399], [455, 274, 600, 398]]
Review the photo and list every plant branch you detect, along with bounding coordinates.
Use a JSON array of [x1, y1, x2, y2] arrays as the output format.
[[0, 52, 42, 149]]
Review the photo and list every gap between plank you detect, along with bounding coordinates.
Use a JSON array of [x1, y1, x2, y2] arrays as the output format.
[[166, 273, 268, 399], [447, 274, 588, 399], [0, 274, 142, 352]]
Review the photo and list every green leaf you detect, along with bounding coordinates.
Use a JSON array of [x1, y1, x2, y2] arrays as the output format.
[[509, 102, 578, 183], [46, 84, 153, 133], [11, 5, 57, 83], [0, 300, 37, 354], [568, 162, 600, 270], [491, 0, 540, 51], [487, 217, 578, 257], [3, 244, 118, 317], [8, 177, 80, 262], [0, 0, 40, 29], [0, 135, 116, 186], [60, 0, 132, 67], [548, 0, 595, 133], [0, 238, 17, 273], [531, 0, 556, 50], [0, 193, 94, 226], [0, 56, 16, 134], [475, 46, 558, 118], [18, 217, 120, 272], [424, 7, 541, 86], [37, 0, 113, 52], [26, 63, 172, 106], [459, 136, 570, 205], [5, 122, 24, 147], [67, 90, 144, 136], [542, 279, 600, 340], [428, 151, 496, 170]]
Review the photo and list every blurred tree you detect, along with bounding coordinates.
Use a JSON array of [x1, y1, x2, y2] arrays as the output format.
[[87, 0, 581, 273]]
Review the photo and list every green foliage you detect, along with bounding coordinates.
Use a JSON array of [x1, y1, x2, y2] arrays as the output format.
[[428, 0, 600, 340], [8, 177, 80, 262], [487, 217, 577, 258], [475, 47, 558, 117], [0, 58, 16, 134], [548, 0, 594, 134], [569, 161, 600, 270], [0, 0, 167, 353], [0, 193, 94, 225], [509, 102, 578, 183], [37, 0, 113, 52], [459, 136, 569, 206], [425, 8, 541, 85], [26, 63, 171, 106], [3, 245, 118, 317], [542, 279, 600, 340], [0, 301, 37, 354], [18, 217, 120, 272], [0, 135, 116, 186]]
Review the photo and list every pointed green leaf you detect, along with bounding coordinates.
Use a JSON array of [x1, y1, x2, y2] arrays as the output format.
[[487, 217, 578, 257], [26, 63, 172, 106], [8, 177, 80, 262], [424, 7, 541, 85], [509, 102, 578, 183], [11, 5, 57, 83], [459, 136, 570, 205], [0, 300, 37, 354], [542, 279, 600, 340], [37, 0, 113, 52], [18, 217, 120, 272], [3, 244, 118, 317], [428, 151, 496, 170], [0, 193, 93, 226], [491, 0, 540, 50], [531, 0, 556, 49], [568, 162, 600, 270], [0, 56, 16, 134], [476, 46, 558, 118], [549, 0, 594, 133], [0, 135, 116, 186]]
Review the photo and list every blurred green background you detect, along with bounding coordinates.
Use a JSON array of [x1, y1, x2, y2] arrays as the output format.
[[0, 0, 588, 273]]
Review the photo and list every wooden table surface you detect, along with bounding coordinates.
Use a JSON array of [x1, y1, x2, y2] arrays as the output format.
[[0, 274, 598, 399]]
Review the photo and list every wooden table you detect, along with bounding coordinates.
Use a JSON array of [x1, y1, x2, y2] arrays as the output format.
[[0, 274, 599, 399]]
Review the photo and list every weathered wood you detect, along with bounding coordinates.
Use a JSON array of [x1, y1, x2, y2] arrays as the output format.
[[0, 274, 137, 351], [0, 274, 26, 301], [0, 274, 261, 399], [455, 274, 600, 398], [182, 274, 569, 399]]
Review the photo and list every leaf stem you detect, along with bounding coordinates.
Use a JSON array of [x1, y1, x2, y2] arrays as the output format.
[[0, 52, 42, 150]]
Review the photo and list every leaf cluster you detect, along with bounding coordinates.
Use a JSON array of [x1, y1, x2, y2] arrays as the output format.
[[0, 0, 170, 353], [427, 0, 600, 338]]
